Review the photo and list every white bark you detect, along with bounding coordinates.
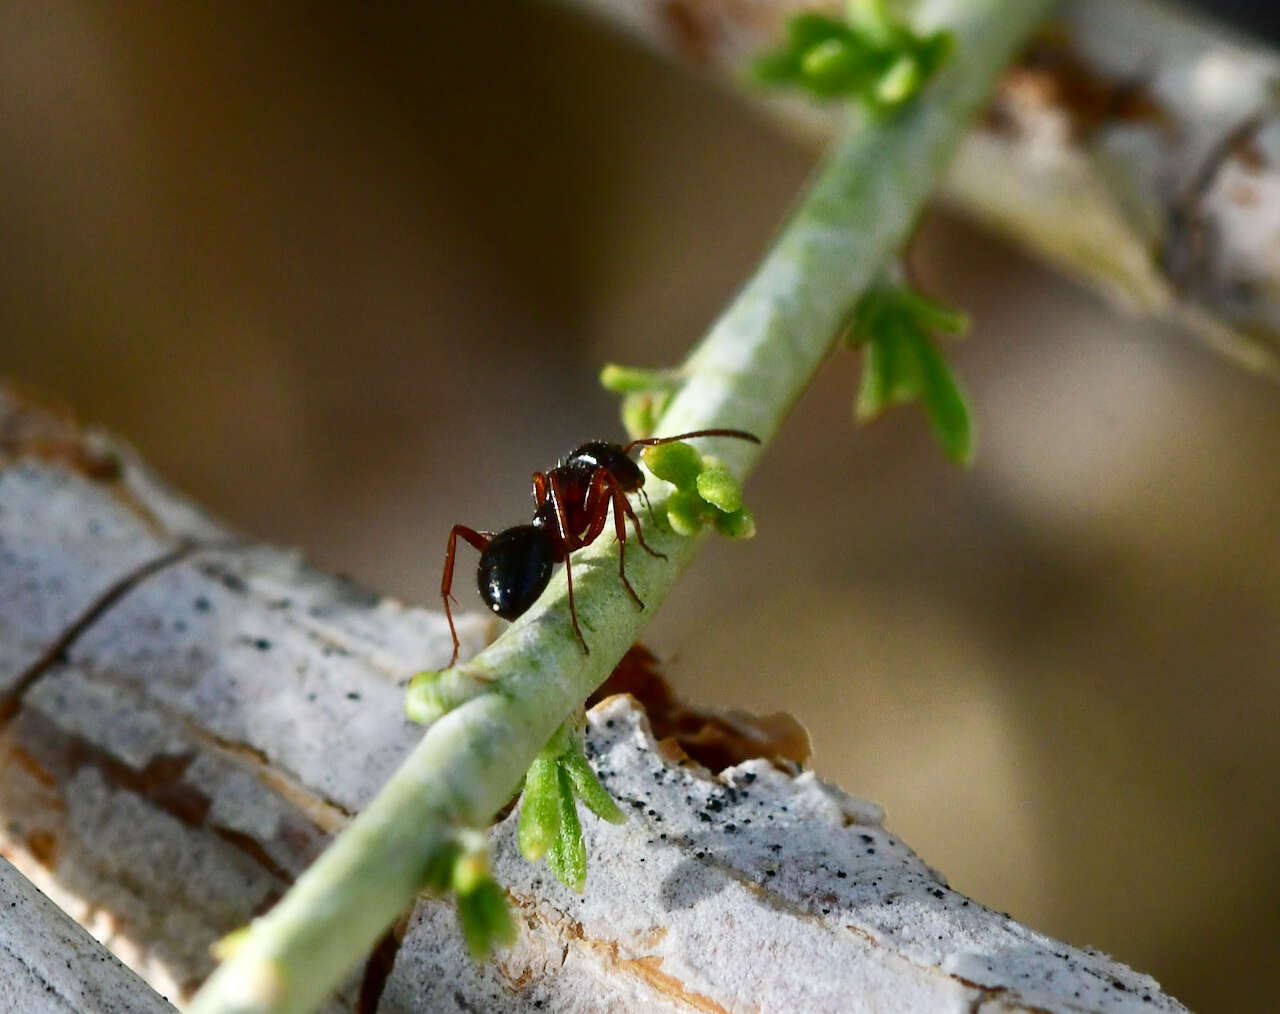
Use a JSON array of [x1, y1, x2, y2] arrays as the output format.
[[0, 388, 1193, 1014], [567, 0, 1280, 376], [0, 855, 176, 1013]]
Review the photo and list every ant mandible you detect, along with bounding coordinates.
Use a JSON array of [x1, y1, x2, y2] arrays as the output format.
[[440, 428, 760, 666]]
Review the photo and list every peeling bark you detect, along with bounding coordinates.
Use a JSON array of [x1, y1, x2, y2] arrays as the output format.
[[567, 0, 1280, 376], [0, 385, 1190, 1011]]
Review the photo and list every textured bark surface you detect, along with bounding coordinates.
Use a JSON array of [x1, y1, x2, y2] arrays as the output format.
[[0, 384, 1190, 1011], [569, 0, 1280, 376], [0, 855, 175, 1013]]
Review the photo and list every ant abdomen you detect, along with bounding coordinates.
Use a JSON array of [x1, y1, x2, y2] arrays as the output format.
[[477, 525, 554, 620]]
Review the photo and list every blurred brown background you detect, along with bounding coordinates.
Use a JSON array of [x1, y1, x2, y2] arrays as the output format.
[[2, 3, 1278, 1011]]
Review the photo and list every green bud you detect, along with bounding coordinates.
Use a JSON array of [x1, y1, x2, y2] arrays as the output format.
[[695, 462, 743, 514], [642, 441, 703, 488], [845, 0, 896, 47], [621, 394, 656, 441], [405, 669, 493, 725], [801, 38, 852, 79], [452, 850, 489, 897], [666, 488, 710, 536], [404, 670, 448, 725], [754, 4, 952, 110], [874, 54, 921, 106], [600, 363, 679, 394], [713, 507, 756, 540]]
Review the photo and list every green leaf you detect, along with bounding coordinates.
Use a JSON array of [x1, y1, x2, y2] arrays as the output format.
[[800, 38, 877, 97], [422, 839, 462, 894], [854, 334, 891, 421], [517, 755, 562, 861], [845, 0, 897, 48], [848, 288, 893, 346], [883, 321, 925, 404], [752, 4, 952, 109], [856, 326, 923, 422], [910, 329, 974, 466], [850, 283, 974, 464], [457, 879, 515, 961], [546, 767, 587, 892], [561, 749, 626, 825], [786, 11, 854, 52], [892, 287, 970, 335]]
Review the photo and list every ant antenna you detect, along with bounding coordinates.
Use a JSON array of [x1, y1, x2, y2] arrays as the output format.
[[623, 428, 760, 455]]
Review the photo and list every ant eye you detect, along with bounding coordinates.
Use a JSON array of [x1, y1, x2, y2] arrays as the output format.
[[477, 526, 554, 621]]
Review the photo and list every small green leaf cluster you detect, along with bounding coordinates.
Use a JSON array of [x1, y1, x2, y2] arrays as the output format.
[[423, 830, 516, 960], [641, 442, 755, 539], [847, 284, 973, 465], [517, 723, 626, 892], [599, 363, 684, 439], [752, 0, 953, 114]]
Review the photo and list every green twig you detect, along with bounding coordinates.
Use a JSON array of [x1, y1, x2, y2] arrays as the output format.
[[188, 3, 1050, 1011]]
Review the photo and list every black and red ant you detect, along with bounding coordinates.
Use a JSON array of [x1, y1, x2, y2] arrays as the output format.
[[440, 428, 759, 666]]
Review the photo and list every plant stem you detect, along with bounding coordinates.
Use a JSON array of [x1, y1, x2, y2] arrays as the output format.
[[187, 2, 1049, 1011]]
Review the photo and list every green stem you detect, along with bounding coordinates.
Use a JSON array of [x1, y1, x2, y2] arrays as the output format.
[[188, 2, 1049, 1010]]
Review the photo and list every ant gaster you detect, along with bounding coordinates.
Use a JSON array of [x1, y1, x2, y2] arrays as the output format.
[[441, 428, 760, 666]]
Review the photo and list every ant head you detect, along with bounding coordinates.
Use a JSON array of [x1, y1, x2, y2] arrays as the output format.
[[477, 525, 554, 620], [567, 441, 645, 492]]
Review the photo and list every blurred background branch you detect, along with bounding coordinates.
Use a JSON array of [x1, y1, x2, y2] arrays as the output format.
[[569, 0, 1280, 375]]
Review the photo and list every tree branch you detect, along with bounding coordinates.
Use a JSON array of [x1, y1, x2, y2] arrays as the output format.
[[0, 384, 1188, 1013], [568, 0, 1280, 375]]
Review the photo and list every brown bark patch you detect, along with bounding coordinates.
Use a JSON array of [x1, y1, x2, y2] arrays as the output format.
[[590, 645, 810, 772], [987, 27, 1169, 141]]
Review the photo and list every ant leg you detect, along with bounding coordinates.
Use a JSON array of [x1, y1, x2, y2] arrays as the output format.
[[588, 469, 645, 610], [547, 473, 590, 656], [441, 525, 492, 667], [584, 467, 663, 563], [638, 487, 657, 525], [614, 484, 666, 561], [575, 469, 611, 550], [531, 471, 549, 510]]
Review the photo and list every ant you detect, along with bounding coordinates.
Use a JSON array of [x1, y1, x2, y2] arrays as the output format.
[[441, 428, 760, 666]]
